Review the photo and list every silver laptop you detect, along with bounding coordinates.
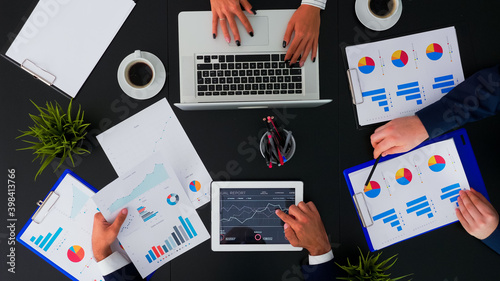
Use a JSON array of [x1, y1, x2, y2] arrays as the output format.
[[176, 10, 332, 110]]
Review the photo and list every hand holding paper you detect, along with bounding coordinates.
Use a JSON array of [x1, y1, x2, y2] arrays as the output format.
[[456, 189, 499, 240], [92, 209, 128, 262]]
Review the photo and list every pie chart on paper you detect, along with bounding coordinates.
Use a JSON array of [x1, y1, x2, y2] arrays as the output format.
[[395, 168, 412, 185], [189, 180, 201, 192], [364, 181, 381, 198], [428, 155, 446, 172], [391, 50, 408, 67], [67, 245, 85, 263], [426, 43, 443, 61], [358, 57, 376, 74]]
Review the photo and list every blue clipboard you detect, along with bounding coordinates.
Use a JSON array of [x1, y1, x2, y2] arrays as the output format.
[[17, 169, 98, 281], [343, 128, 487, 251]]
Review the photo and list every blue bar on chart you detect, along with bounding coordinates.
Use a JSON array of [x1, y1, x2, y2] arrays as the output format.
[[145, 216, 199, 263], [30, 227, 63, 252], [433, 74, 455, 94], [137, 206, 158, 222], [406, 196, 433, 218], [396, 81, 422, 105], [440, 183, 462, 206], [373, 209, 402, 231], [362, 88, 389, 112]]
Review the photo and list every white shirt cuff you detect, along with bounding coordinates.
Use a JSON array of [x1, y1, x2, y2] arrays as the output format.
[[301, 0, 327, 10], [96, 251, 131, 276], [308, 249, 334, 265]]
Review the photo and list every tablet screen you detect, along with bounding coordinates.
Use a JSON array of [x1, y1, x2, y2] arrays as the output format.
[[219, 188, 295, 244]]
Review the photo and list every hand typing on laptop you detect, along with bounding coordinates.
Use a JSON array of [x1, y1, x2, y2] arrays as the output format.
[[210, 0, 326, 67]]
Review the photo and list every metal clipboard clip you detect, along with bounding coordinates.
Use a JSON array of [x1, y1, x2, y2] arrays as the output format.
[[21, 59, 57, 86], [353, 192, 374, 228], [347, 68, 364, 105], [32, 191, 60, 224]]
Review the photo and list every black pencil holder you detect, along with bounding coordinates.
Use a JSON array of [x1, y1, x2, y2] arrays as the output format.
[[259, 129, 296, 166]]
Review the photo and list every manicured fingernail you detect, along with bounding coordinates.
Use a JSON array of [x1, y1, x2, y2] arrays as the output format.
[[249, 31, 254, 37], [313, 57, 316, 63], [251, 8, 257, 15], [284, 223, 290, 229], [213, 33, 216, 39], [225, 37, 230, 43], [236, 40, 241, 46], [275, 209, 280, 215], [282, 41, 287, 48], [300, 61, 304, 67], [121, 209, 128, 214]]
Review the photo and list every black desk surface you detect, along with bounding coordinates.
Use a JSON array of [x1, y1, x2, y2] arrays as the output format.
[[1, 0, 500, 280]]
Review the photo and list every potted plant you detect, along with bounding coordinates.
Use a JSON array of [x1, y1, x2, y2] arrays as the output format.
[[17, 100, 90, 180], [336, 247, 413, 281]]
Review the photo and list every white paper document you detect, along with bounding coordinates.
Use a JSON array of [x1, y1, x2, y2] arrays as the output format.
[[97, 98, 212, 208], [19, 173, 128, 281], [347, 139, 470, 250], [92, 154, 210, 278], [5, 0, 135, 97], [346, 27, 465, 126]]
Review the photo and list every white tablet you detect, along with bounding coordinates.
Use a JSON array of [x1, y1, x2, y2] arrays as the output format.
[[211, 181, 304, 251]]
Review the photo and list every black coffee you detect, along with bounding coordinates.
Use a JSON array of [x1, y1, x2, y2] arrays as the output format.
[[369, 0, 395, 17], [128, 62, 153, 87]]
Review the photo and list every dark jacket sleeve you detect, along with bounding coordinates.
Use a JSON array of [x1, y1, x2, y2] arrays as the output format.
[[103, 263, 144, 281], [482, 223, 500, 255], [302, 259, 336, 281], [416, 65, 500, 138]]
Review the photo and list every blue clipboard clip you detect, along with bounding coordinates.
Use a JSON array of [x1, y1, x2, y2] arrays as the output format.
[[353, 192, 374, 228], [32, 191, 60, 224]]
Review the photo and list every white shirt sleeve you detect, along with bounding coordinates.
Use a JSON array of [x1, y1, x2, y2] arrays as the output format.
[[301, 0, 327, 10], [96, 251, 131, 276], [308, 249, 334, 265]]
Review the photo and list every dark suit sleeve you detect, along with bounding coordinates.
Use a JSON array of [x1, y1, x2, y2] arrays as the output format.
[[482, 223, 500, 255], [103, 263, 144, 281], [416, 65, 500, 138], [302, 259, 336, 281]]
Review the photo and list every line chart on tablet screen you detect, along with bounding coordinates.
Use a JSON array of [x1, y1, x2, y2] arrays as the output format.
[[221, 203, 289, 226], [219, 188, 295, 244]]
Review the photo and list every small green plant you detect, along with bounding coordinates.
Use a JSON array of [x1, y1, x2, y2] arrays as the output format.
[[336, 248, 413, 281], [17, 100, 90, 180]]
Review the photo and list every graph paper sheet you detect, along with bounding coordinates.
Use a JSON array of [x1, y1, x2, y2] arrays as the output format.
[[346, 26, 464, 126], [92, 153, 210, 278], [17, 171, 128, 281], [346, 139, 470, 251], [96, 98, 212, 209]]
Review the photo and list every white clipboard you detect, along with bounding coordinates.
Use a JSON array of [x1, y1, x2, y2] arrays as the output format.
[[4, 0, 136, 98]]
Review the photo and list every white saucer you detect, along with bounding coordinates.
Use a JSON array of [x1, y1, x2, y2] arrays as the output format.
[[355, 0, 403, 31], [117, 51, 166, 100]]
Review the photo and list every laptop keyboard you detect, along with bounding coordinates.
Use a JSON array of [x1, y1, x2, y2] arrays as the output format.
[[195, 54, 303, 97]]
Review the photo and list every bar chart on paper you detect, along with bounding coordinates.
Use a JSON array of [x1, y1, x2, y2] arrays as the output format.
[[373, 209, 402, 232], [396, 82, 422, 105], [433, 74, 455, 94], [144, 216, 198, 263], [406, 196, 434, 219], [30, 227, 63, 252], [362, 88, 389, 112]]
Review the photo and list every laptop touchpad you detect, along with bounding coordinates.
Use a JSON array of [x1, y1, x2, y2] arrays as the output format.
[[227, 16, 269, 46]]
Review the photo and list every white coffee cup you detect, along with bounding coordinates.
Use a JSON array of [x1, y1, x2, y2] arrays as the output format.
[[124, 50, 156, 89], [355, 0, 403, 31]]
